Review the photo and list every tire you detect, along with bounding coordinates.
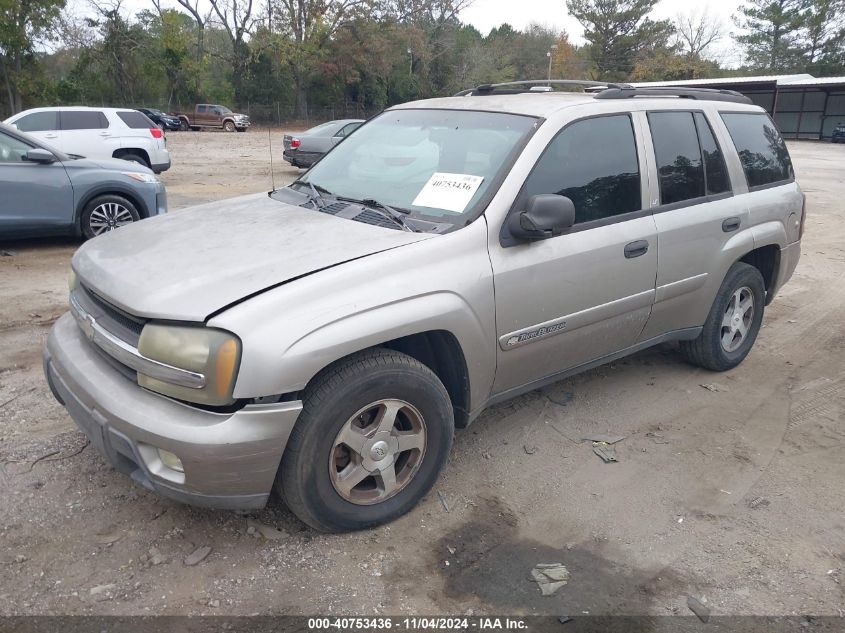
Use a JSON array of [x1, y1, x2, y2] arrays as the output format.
[[80, 194, 141, 240], [278, 348, 454, 532], [680, 262, 765, 371], [179, 119, 189, 131], [119, 152, 149, 168], [223, 120, 236, 132]]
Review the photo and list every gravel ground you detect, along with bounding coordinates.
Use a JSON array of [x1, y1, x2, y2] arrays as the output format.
[[0, 132, 843, 617]]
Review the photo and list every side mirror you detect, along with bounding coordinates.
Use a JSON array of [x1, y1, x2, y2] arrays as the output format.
[[23, 148, 57, 164], [509, 194, 576, 241]]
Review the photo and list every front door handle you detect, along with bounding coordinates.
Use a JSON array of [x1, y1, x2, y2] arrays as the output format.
[[44, 133, 58, 139], [624, 240, 649, 259], [722, 217, 741, 232]]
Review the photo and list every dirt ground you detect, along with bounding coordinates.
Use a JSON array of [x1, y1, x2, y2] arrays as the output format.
[[1, 131, 843, 618]]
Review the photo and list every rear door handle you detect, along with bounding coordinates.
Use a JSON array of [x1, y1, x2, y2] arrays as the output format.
[[624, 240, 649, 259], [722, 217, 741, 232]]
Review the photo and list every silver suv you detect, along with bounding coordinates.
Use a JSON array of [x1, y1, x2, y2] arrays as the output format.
[[44, 81, 804, 532]]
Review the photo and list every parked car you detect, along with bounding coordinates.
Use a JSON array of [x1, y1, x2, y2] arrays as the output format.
[[45, 81, 804, 533], [831, 122, 845, 142], [283, 119, 364, 168], [137, 107, 181, 131], [0, 123, 166, 239], [172, 104, 250, 132], [4, 107, 171, 173]]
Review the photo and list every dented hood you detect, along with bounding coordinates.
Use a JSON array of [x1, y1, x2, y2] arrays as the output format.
[[72, 193, 432, 321]]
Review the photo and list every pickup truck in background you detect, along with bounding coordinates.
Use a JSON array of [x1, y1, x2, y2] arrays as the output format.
[[173, 104, 250, 132]]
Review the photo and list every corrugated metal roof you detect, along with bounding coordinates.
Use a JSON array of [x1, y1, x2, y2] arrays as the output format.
[[633, 74, 814, 88], [777, 76, 845, 87]]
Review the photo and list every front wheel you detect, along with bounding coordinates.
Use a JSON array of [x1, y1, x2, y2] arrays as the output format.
[[223, 120, 235, 132], [179, 119, 189, 131], [80, 194, 140, 239], [277, 348, 454, 532], [680, 262, 765, 371]]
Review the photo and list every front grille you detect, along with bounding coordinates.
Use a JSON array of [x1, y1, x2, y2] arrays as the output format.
[[75, 284, 145, 346]]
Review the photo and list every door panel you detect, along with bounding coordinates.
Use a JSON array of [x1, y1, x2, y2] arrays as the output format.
[[59, 110, 112, 159], [490, 216, 658, 393], [489, 113, 658, 396], [639, 110, 750, 340], [0, 132, 74, 235]]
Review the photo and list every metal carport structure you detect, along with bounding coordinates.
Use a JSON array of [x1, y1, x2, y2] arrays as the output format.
[[633, 74, 845, 140]]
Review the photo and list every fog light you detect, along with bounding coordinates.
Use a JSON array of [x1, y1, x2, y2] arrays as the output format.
[[157, 448, 184, 473]]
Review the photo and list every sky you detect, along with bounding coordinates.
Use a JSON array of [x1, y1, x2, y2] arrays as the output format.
[[67, 0, 748, 68]]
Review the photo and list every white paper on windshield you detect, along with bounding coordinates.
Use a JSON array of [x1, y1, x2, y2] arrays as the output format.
[[412, 172, 484, 213]]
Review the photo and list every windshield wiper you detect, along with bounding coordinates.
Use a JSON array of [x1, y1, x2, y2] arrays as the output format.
[[337, 196, 415, 232], [291, 179, 331, 209]]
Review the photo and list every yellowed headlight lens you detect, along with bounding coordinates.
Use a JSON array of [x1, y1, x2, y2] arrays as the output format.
[[68, 269, 78, 292], [137, 324, 241, 406]]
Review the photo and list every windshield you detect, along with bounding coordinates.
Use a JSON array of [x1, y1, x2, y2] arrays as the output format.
[[217, 106, 232, 114], [296, 109, 537, 219]]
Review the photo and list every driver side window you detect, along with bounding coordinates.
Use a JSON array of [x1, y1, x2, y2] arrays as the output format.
[[0, 132, 33, 164], [519, 114, 641, 225]]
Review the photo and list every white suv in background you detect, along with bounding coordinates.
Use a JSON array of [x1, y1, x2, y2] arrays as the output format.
[[4, 107, 171, 173]]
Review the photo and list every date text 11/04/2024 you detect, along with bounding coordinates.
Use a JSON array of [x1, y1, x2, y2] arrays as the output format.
[[307, 617, 528, 630]]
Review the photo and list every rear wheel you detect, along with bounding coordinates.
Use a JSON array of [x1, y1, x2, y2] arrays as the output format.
[[680, 262, 765, 371], [80, 194, 140, 239], [223, 120, 236, 132], [277, 348, 454, 532]]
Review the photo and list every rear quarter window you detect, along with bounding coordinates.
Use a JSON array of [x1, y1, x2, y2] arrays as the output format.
[[720, 112, 793, 189], [117, 111, 155, 128]]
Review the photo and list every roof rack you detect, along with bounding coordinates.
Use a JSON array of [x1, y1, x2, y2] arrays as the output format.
[[454, 79, 632, 97], [595, 86, 752, 104]]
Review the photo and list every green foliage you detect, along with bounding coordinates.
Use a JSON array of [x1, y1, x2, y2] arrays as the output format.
[[568, 0, 675, 80], [0, 0, 66, 113], [6, 0, 845, 122], [734, 0, 807, 71]]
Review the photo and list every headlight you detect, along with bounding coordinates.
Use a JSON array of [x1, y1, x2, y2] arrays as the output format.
[[68, 268, 78, 292], [137, 324, 241, 406], [122, 171, 159, 184]]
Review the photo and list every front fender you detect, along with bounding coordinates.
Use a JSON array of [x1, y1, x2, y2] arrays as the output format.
[[209, 218, 497, 411], [281, 291, 487, 393]]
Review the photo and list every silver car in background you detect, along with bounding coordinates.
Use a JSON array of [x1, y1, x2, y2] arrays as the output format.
[[283, 119, 364, 168], [0, 123, 167, 239], [44, 82, 803, 533]]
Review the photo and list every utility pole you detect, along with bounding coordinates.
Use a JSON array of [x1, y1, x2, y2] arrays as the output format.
[[547, 44, 558, 81]]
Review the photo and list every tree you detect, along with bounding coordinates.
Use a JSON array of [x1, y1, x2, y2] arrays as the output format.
[[568, 0, 674, 81], [172, 0, 212, 98], [733, 0, 806, 71], [209, 0, 259, 105], [674, 9, 723, 60], [0, 0, 65, 114], [800, 0, 845, 73], [271, 0, 371, 117]]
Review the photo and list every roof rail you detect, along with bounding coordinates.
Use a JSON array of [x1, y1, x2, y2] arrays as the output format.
[[454, 79, 632, 97], [596, 86, 753, 104]]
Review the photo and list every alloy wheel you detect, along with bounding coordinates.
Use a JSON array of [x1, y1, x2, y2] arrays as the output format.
[[88, 202, 135, 236], [329, 399, 427, 505], [720, 286, 754, 352]]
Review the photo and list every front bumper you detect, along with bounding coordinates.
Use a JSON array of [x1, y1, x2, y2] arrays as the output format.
[[234, 120, 250, 129], [44, 313, 302, 510]]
